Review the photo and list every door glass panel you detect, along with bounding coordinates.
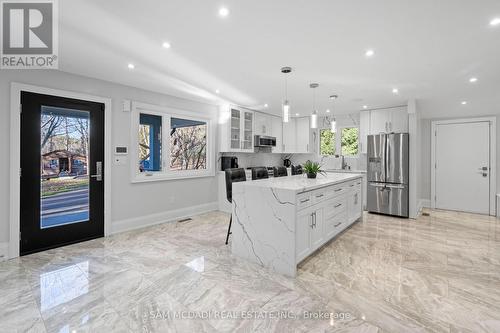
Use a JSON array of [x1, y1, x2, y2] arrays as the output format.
[[40, 107, 90, 229]]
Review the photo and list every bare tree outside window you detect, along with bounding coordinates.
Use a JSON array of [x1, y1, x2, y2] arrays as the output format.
[[170, 118, 207, 170]]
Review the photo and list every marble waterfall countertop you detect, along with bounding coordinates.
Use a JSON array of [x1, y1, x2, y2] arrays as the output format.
[[232, 173, 363, 193]]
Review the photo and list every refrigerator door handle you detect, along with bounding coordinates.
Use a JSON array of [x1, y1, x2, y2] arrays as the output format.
[[385, 184, 405, 189]]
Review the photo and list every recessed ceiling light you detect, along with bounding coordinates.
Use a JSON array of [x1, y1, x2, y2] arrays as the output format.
[[461, 101, 467, 105], [264, 103, 268, 108], [363, 105, 368, 109], [219, 7, 229, 17], [295, 113, 300, 116], [392, 88, 399, 94], [162, 42, 171, 49], [329, 94, 338, 100], [127, 63, 135, 69], [365, 49, 375, 57], [215, 89, 220, 94], [490, 18, 500, 26], [326, 109, 330, 113], [469, 77, 478, 83]]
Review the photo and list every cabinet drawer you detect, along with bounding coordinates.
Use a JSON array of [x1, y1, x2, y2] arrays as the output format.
[[312, 188, 328, 204], [330, 183, 348, 197], [324, 196, 347, 218], [325, 211, 347, 239], [297, 192, 313, 210]]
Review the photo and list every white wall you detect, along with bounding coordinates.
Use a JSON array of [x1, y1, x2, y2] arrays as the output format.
[[0, 70, 220, 243]]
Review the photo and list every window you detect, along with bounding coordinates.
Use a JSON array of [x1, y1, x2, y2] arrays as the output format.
[[139, 114, 162, 172], [131, 102, 214, 182], [341, 127, 359, 156], [320, 129, 336, 156], [170, 118, 207, 170]]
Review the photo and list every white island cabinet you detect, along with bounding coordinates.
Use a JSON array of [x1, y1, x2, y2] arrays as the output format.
[[231, 173, 363, 277]]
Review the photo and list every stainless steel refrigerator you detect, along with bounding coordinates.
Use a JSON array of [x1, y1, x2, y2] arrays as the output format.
[[367, 133, 409, 217]]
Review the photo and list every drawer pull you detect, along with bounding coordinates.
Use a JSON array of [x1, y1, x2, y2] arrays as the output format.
[[350, 184, 355, 187], [334, 222, 342, 228], [316, 194, 324, 198], [300, 198, 310, 203], [334, 188, 343, 192], [334, 203, 342, 208]]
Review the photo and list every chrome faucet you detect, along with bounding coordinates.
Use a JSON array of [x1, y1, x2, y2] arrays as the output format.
[[335, 155, 348, 170]]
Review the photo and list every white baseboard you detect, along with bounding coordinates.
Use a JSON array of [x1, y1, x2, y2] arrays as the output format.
[[112, 202, 218, 235], [0, 243, 8, 262]]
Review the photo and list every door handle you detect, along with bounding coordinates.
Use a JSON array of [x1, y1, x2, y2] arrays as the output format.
[[90, 161, 103, 182], [478, 167, 488, 171]]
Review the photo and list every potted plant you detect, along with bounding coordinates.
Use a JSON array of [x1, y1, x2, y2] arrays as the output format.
[[303, 160, 324, 179]]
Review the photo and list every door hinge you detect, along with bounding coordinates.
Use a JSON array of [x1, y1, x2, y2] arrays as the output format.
[[19, 168, 22, 177]]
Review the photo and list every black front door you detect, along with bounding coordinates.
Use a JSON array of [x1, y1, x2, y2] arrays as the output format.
[[20, 92, 105, 255]]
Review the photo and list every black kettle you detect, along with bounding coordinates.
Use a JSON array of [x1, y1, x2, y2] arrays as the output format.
[[283, 158, 291, 167]]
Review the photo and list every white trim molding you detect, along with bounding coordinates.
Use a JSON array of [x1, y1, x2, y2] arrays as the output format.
[[431, 117, 497, 216], [112, 202, 218, 235], [9, 82, 113, 259], [0, 243, 8, 262]]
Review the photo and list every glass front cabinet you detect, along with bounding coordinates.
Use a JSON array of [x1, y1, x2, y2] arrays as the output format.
[[221, 106, 254, 152]]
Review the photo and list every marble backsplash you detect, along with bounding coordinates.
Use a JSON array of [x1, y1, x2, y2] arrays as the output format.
[[218, 152, 367, 171]]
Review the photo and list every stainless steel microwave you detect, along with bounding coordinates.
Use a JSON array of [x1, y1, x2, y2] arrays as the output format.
[[254, 135, 276, 147]]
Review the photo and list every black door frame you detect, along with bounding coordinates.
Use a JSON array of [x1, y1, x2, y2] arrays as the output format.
[[9, 83, 111, 258]]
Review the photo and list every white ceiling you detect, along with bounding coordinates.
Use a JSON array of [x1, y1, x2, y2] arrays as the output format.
[[58, 0, 500, 118]]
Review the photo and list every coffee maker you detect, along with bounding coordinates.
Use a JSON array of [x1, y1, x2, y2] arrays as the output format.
[[221, 156, 238, 171]]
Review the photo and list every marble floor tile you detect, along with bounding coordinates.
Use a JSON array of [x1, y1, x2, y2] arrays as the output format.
[[1, 209, 500, 332]]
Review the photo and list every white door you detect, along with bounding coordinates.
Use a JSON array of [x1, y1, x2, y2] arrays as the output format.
[[435, 121, 490, 214]]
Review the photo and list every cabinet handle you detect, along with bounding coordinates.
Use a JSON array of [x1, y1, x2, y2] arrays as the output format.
[[334, 203, 342, 208], [300, 198, 310, 203], [350, 184, 355, 187], [313, 212, 317, 228], [316, 194, 324, 198], [334, 222, 342, 228], [354, 193, 358, 205], [334, 188, 343, 192]]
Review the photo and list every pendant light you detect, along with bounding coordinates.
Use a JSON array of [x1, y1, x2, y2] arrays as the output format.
[[281, 67, 292, 123], [310, 83, 319, 129], [329, 95, 338, 133]]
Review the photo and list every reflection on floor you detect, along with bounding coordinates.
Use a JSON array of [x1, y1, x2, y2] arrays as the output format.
[[1, 209, 499, 332]]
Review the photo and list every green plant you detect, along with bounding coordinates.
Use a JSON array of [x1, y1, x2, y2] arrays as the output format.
[[303, 160, 325, 175]]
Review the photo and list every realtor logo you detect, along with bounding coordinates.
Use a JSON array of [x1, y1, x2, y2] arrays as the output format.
[[1, 0, 58, 69]]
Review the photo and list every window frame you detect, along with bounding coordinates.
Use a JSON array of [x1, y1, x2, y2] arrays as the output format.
[[317, 124, 360, 157], [130, 101, 215, 183]]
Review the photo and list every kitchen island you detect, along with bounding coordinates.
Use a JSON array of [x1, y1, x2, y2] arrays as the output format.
[[231, 173, 363, 277]]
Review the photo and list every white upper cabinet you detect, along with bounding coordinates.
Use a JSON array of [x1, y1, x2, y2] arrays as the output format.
[[365, 106, 408, 135], [388, 107, 409, 133], [254, 112, 273, 136], [282, 117, 312, 154], [219, 106, 254, 152], [296, 117, 311, 153], [358, 106, 408, 154], [359, 111, 370, 154], [271, 116, 283, 153], [283, 118, 296, 153]]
